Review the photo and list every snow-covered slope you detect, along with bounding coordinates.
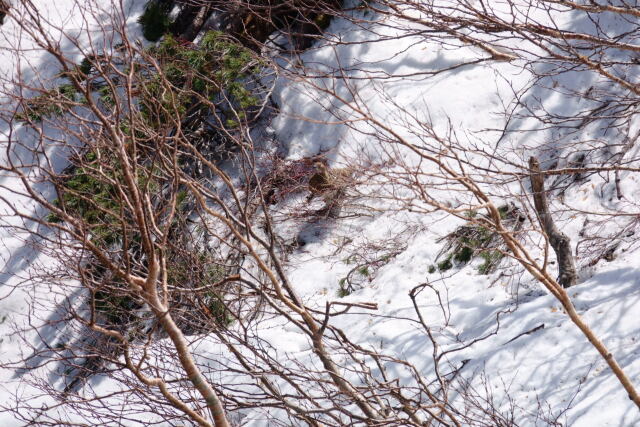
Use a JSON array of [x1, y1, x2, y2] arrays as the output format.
[[0, 0, 639, 425], [257, 5, 640, 425], [0, 1, 148, 424]]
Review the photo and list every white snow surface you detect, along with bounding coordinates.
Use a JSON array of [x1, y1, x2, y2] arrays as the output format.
[[0, 0, 638, 426]]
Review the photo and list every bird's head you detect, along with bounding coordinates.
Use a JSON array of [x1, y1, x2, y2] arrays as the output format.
[[313, 161, 328, 173]]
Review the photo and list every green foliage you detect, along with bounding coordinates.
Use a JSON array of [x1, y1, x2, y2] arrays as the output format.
[[337, 278, 351, 297], [176, 190, 189, 207], [338, 248, 401, 294], [94, 286, 140, 326], [225, 119, 239, 128], [16, 84, 82, 123], [166, 252, 233, 326], [437, 257, 453, 272], [465, 209, 478, 218], [38, 27, 264, 339], [16, 101, 59, 122], [478, 250, 504, 275], [357, 265, 370, 277], [139, 77, 189, 124], [203, 291, 233, 326], [79, 56, 93, 76], [435, 226, 492, 272], [435, 205, 519, 275], [166, 254, 226, 289], [46, 154, 161, 246], [138, 1, 172, 42], [47, 154, 123, 245], [98, 85, 115, 107], [498, 205, 510, 219], [143, 31, 261, 124], [118, 119, 147, 140], [16, 94, 62, 122], [153, 31, 180, 57], [453, 245, 474, 263], [428, 265, 436, 274], [58, 84, 78, 101]]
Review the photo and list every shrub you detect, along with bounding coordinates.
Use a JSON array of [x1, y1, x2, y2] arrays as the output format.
[[16, 94, 62, 122], [79, 56, 93, 76], [437, 257, 453, 272], [16, 84, 83, 123], [478, 250, 504, 275], [434, 204, 524, 275], [47, 154, 123, 245], [138, 1, 172, 42], [337, 278, 351, 297], [98, 85, 115, 107], [140, 32, 261, 127], [453, 245, 474, 263], [203, 291, 233, 327]]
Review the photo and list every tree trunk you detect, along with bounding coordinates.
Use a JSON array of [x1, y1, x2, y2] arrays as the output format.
[[529, 156, 577, 288], [178, 4, 213, 42]]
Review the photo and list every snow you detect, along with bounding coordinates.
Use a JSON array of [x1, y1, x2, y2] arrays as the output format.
[[0, 0, 149, 424], [261, 5, 640, 425], [0, 0, 638, 425]]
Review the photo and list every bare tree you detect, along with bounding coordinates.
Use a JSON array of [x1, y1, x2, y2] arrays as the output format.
[[2, 0, 639, 425], [0, 1, 530, 426], [277, 42, 640, 419], [265, 0, 640, 414]]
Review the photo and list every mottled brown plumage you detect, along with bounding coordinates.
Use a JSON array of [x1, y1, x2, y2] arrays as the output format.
[[307, 162, 333, 197], [306, 162, 352, 217]]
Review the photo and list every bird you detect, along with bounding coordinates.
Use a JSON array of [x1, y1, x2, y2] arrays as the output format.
[[307, 161, 333, 200], [306, 161, 352, 217]]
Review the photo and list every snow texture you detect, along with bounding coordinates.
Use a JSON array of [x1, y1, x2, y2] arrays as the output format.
[[0, 0, 638, 425]]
